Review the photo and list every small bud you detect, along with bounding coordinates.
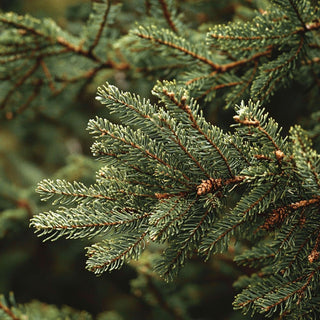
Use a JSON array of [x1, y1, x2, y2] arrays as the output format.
[[180, 95, 187, 105], [275, 150, 285, 162], [233, 115, 240, 122], [308, 250, 319, 263], [168, 91, 175, 99], [197, 179, 213, 196]]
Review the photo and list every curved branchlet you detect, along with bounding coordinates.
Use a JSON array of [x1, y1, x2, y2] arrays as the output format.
[[124, 0, 320, 105], [0, 1, 129, 119]]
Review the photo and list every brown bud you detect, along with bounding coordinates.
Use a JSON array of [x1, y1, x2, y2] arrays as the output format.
[[308, 250, 319, 263], [275, 149, 285, 162], [197, 179, 213, 196]]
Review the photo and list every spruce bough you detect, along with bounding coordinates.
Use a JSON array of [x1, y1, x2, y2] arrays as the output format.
[[31, 81, 320, 318], [24, 0, 320, 318]]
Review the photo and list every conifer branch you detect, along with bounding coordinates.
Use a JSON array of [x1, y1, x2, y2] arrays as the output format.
[[87, 231, 148, 273], [21, 1, 320, 317], [0, 301, 19, 320], [135, 31, 221, 70], [36, 212, 150, 233], [151, 198, 198, 242], [37, 181, 116, 202], [90, 121, 192, 185], [0, 59, 41, 110], [219, 47, 273, 73], [87, 0, 111, 55], [288, 0, 306, 29], [14, 79, 42, 116], [163, 208, 210, 279], [95, 150, 159, 180], [159, 115, 211, 179], [143, 272, 184, 320], [234, 112, 283, 152], [161, 89, 234, 177], [263, 267, 319, 313], [158, 0, 178, 33]]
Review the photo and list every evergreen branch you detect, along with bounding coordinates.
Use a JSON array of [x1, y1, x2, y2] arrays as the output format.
[[158, 0, 178, 33], [265, 36, 304, 74], [98, 169, 169, 191], [40, 60, 55, 93], [204, 219, 244, 256], [208, 18, 319, 44], [288, 0, 306, 29], [0, 59, 40, 110], [229, 139, 252, 166], [309, 229, 320, 263], [0, 14, 91, 59], [32, 208, 150, 241], [234, 104, 284, 153], [143, 273, 184, 320], [158, 113, 211, 179], [134, 28, 221, 70], [94, 149, 159, 180], [0, 300, 19, 320], [294, 130, 320, 190], [241, 183, 280, 217], [92, 123, 170, 169], [89, 118, 193, 185], [151, 198, 198, 242], [14, 78, 42, 116], [262, 268, 320, 314], [209, 29, 297, 42], [196, 80, 243, 100], [284, 223, 318, 272], [162, 208, 210, 279], [161, 89, 235, 177], [219, 47, 273, 73], [87, 0, 111, 55], [87, 231, 148, 273], [36, 179, 116, 204]]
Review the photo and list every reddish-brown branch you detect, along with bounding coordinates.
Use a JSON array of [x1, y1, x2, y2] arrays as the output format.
[[263, 267, 320, 312], [0, 301, 19, 320], [220, 47, 272, 72], [158, 0, 178, 33], [152, 198, 198, 242], [89, 231, 148, 272], [43, 213, 151, 231], [159, 116, 211, 179], [37, 185, 116, 201], [162, 89, 234, 177], [234, 116, 282, 151], [135, 32, 221, 70], [16, 79, 42, 115], [87, 0, 111, 54], [95, 125, 192, 186], [258, 197, 320, 232], [0, 60, 41, 109], [163, 208, 210, 278], [40, 60, 55, 93], [196, 81, 243, 100]]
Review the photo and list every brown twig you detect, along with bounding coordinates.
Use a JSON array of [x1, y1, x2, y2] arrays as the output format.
[[0, 300, 19, 320], [158, 0, 178, 33]]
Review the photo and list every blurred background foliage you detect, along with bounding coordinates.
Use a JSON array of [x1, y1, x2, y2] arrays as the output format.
[[0, 0, 311, 319]]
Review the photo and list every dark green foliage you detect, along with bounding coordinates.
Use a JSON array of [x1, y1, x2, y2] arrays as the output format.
[[1, 0, 320, 319]]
